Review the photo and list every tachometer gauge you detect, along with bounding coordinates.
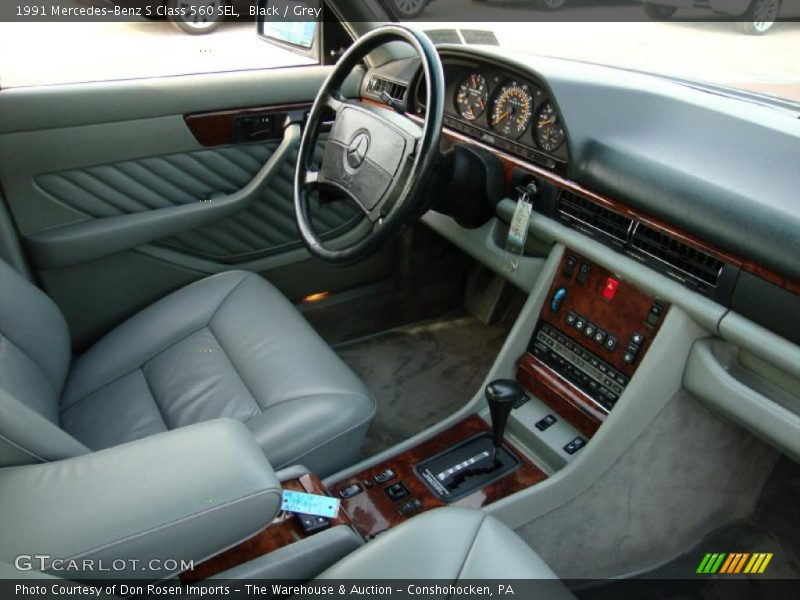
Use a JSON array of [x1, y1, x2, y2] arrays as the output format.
[[455, 73, 488, 121], [535, 102, 565, 152], [490, 82, 533, 139]]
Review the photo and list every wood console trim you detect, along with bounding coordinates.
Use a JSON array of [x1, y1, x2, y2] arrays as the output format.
[[184, 102, 312, 147], [518, 353, 602, 438], [180, 473, 353, 583], [329, 415, 547, 540], [516, 251, 669, 436]]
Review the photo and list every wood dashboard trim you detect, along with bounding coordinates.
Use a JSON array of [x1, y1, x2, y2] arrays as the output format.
[[397, 102, 800, 295]]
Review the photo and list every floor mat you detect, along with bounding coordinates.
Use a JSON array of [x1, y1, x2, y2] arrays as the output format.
[[577, 457, 800, 599], [336, 313, 511, 458]]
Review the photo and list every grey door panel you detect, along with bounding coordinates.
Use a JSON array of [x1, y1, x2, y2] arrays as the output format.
[[33, 135, 361, 265], [0, 67, 387, 350]]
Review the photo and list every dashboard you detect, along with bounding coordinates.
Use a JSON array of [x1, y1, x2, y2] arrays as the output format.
[[410, 58, 569, 169]]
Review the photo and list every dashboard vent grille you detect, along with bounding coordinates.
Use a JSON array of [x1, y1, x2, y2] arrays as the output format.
[[558, 192, 633, 244], [631, 223, 723, 287], [367, 77, 407, 102]]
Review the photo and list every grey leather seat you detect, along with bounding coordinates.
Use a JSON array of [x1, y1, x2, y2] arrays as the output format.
[[318, 507, 573, 595], [0, 260, 375, 475]]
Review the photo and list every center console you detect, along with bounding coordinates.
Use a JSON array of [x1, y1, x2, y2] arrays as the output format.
[[181, 247, 669, 582]]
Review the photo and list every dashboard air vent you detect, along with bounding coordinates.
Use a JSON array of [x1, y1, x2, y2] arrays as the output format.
[[558, 192, 633, 244], [367, 77, 407, 102], [631, 223, 723, 288]]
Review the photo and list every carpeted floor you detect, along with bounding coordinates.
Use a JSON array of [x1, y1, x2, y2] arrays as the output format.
[[577, 457, 800, 599], [335, 312, 511, 457]]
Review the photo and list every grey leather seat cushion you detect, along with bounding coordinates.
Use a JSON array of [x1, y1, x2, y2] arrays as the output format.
[[60, 270, 375, 475], [318, 506, 574, 594]]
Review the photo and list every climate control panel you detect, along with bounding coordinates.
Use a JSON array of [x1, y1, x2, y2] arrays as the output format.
[[519, 250, 670, 432]]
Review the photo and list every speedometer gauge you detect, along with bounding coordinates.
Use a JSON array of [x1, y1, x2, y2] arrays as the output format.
[[490, 82, 533, 139], [455, 73, 488, 121], [535, 102, 565, 152]]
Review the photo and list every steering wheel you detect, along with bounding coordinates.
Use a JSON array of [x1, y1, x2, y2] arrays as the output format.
[[294, 25, 444, 265]]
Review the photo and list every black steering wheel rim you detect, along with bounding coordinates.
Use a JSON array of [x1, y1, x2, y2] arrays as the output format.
[[294, 25, 444, 265]]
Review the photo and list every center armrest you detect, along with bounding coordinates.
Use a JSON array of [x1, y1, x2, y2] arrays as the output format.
[[0, 419, 281, 578]]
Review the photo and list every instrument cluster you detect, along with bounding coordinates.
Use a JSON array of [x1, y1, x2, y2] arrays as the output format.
[[415, 60, 569, 167]]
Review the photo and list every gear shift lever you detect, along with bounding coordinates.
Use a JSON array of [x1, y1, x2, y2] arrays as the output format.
[[485, 379, 525, 459]]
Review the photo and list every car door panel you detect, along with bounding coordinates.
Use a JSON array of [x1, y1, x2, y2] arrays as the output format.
[[0, 66, 387, 350]]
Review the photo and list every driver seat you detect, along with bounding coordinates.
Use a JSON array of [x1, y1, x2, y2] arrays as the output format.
[[0, 260, 375, 475]]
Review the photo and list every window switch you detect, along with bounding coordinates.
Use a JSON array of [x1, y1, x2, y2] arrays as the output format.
[[296, 513, 330, 534], [339, 483, 362, 499], [398, 498, 422, 516], [535, 414, 557, 431], [374, 469, 396, 484], [564, 436, 586, 455], [384, 482, 410, 501]]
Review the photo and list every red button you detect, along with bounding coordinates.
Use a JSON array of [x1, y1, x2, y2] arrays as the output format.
[[602, 277, 620, 300]]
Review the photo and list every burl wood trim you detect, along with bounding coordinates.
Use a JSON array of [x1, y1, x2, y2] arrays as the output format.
[[180, 473, 353, 583], [541, 252, 668, 379], [515, 251, 668, 435], [397, 101, 800, 294], [517, 353, 602, 438], [329, 415, 547, 540], [184, 102, 311, 147]]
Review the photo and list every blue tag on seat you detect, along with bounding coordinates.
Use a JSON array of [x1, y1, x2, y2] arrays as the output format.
[[281, 490, 341, 518]]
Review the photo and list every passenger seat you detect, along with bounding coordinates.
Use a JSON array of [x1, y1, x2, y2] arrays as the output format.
[[317, 507, 574, 596]]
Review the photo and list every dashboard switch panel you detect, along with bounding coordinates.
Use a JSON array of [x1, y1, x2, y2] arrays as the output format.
[[518, 250, 669, 435]]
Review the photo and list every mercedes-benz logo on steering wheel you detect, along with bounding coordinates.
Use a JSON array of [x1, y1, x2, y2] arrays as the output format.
[[346, 132, 370, 169]]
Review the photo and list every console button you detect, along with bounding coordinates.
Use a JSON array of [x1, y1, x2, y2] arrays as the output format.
[[623, 346, 638, 365], [339, 483, 362, 499], [535, 414, 557, 431], [398, 498, 422, 516], [575, 316, 586, 331], [584, 323, 596, 338], [604, 336, 617, 352], [297, 514, 330, 534], [563, 255, 578, 278], [566, 311, 577, 327], [593, 329, 607, 345], [374, 469, 396, 484], [602, 276, 620, 301], [363, 479, 374, 489], [564, 436, 586, 455], [577, 263, 591, 285], [550, 287, 567, 313], [631, 331, 646, 347], [385, 482, 410, 501]]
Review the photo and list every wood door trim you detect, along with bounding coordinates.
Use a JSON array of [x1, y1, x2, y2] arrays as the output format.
[[184, 102, 312, 146]]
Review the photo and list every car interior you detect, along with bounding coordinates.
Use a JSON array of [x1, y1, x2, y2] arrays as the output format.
[[1, 1, 799, 596]]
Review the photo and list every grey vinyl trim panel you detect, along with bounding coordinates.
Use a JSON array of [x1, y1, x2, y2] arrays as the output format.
[[684, 338, 800, 463], [25, 125, 304, 269], [34, 139, 361, 264]]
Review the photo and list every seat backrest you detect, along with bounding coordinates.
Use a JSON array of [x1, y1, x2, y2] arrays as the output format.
[[0, 259, 87, 466]]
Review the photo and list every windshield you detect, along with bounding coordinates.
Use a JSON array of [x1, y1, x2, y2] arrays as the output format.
[[399, 8, 799, 106]]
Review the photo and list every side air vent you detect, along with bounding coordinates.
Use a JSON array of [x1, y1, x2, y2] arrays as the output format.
[[631, 223, 724, 288], [367, 77, 407, 102], [558, 192, 633, 244]]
